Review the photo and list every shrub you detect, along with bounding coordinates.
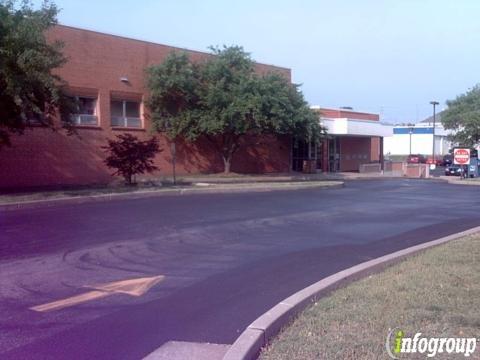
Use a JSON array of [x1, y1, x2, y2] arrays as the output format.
[[103, 134, 161, 185]]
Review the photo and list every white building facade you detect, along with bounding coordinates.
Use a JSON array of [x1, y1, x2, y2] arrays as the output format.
[[383, 122, 454, 156]]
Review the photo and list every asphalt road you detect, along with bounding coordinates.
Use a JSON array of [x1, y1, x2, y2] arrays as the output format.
[[1, 179, 479, 359]]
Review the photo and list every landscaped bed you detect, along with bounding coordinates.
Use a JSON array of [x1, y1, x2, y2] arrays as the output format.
[[260, 234, 480, 360]]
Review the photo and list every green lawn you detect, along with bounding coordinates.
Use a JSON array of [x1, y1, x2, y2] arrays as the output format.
[[260, 234, 480, 360]]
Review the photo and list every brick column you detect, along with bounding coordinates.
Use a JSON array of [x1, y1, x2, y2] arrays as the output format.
[[380, 137, 384, 171]]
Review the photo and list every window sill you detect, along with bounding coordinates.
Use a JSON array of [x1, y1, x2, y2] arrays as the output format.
[[25, 123, 47, 128], [111, 127, 146, 132], [74, 125, 102, 130]]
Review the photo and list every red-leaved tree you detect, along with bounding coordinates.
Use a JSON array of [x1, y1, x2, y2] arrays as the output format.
[[103, 134, 161, 185]]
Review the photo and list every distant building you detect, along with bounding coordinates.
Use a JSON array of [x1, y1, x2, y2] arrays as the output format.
[[383, 111, 454, 157]]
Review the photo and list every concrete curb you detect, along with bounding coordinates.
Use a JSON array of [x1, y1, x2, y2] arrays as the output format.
[[446, 179, 480, 186], [435, 175, 480, 186], [223, 226, 480, 360], [348, 176, 443, 182], [0, 181, 344, 211]]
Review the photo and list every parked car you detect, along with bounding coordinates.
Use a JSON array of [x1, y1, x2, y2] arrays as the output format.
[[406, 154, 427, 164], [426, 157, 443, 166], [444, 164, 463, 176], [442, 154, 453, 166]]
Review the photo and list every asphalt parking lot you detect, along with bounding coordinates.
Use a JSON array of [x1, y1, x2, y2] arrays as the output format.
[[1, 179, 480, 359]]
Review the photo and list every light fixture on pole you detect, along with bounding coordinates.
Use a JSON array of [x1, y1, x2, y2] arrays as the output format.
[[430, 101, 439, 167]]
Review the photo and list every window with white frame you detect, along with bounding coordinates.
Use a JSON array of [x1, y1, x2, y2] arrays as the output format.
[[110, 100, 141, 128], [70, 96, 98, 126]]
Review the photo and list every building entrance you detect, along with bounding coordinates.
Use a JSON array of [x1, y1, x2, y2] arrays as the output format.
[[291, 140, 318, 172], [328, 138, 340, 172]]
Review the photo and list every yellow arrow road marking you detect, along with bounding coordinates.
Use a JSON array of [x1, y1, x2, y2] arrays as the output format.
[[87, 275, 165, 296], [30, 290, 111, 312], [30, 275, 165, 312]]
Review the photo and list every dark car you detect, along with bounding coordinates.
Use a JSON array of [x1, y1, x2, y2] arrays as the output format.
[[444, 164, 463, 176], [442, 154, 453, 166], [406, 154, 427, 164]]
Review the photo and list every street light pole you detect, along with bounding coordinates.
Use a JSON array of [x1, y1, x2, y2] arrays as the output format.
[[409, 127, 413, 155], [430, 101, 439, 165]]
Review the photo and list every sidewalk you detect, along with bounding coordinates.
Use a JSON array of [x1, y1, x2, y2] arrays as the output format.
[[0, 179, 344, 210], [439, 175, 480, 186], [0, 169, 444, 210], [171, 170, 408, 183]]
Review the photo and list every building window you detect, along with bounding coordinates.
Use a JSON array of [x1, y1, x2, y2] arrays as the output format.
[[24, 112, 45, 126], [70, 96, 98, 126], [110, 100, 142, 128]]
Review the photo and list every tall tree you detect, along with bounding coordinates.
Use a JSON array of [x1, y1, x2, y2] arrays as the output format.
[[147, 46, 324, 173], [0, 0, 74, 148], [196, 46, 263, 173], [442, 85, 480, 147], [255, 72, 323, 144], [146, 52, 201, 182], [146, 52, 201, 139]]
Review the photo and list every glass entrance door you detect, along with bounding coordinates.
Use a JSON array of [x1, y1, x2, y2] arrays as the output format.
[[328, 138, 340, 172], [292, 140, 317, 172], [292, 139, 308, 172], [316, 141, 324, 171]]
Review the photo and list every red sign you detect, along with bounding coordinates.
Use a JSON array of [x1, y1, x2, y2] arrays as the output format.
[[454, 148, 470, 165]]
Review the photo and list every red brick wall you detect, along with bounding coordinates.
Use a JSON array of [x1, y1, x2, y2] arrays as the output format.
[[320, 108, 379, 121], [370, 137, 380, 161], [0, 128, 290, 189], [339, 137, 372, 172], [46, 25, 291, 95], [0, 26, 291, 190]]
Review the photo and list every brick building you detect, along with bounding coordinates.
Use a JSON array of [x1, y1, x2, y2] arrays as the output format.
[[0, 26, 394, 190], [0, 25, 292, 190], [292, 107, 393, 172]]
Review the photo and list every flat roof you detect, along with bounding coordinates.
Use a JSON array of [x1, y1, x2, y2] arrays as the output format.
[[311, 106, 379, 117]]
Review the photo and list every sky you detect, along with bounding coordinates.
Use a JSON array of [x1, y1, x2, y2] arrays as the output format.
[[34, 0, 480, 124]]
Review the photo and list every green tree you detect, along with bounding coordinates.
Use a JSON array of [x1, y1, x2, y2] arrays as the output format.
[[442, 85, 480, 147], [196, 46, 264, 173], [0, 0, 74, 148], [255, 72, 324, 145], [147, 46, 324, 173], [103, 134, 161, 185], [146, 52, 201, 182], [146, 52, 201, 138]]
